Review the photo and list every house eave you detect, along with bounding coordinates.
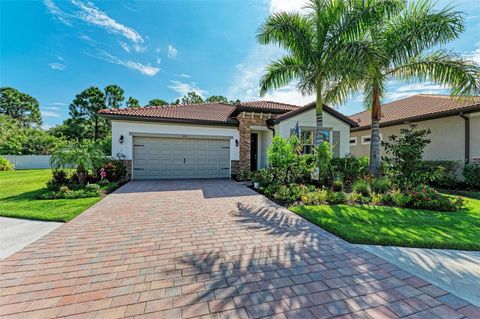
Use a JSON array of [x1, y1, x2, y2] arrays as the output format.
[[351, 104, 480, 132], [98, 113, 239, 127]]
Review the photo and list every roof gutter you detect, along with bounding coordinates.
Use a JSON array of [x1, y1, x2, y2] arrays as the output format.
[[97, 113, 239, 127]]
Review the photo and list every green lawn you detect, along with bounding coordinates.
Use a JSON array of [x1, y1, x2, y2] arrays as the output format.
[[0, 170, 102, 222], [290, 196, 480, 251]]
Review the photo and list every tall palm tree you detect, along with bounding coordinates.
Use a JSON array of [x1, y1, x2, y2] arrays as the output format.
[[257, 0, 404, 145], [326, 0, 480, 176]]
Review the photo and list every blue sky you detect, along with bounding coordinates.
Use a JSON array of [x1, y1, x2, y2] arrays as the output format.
[[1, 0, 479, 129]]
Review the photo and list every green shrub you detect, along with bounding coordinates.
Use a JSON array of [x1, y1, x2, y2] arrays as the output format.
[[425, 160, 460, 188], [267, 135, 296, 168], [273, 184, 304, 202], [0, 156, 14, 171], [379, 193, 394, 206], [38, 188, 99, 200], [328, 191, 347, 204], [371, 193, 382, 205], [86, 183, 100, 192], [409, 185, 463, 212], [331, 180, 343, 192], [464, 164, 480, 189], [382, 124, 433, 190], [349, 192, 370, 204], [47, 170, 70, 191], [391, 191, 412, 207], [313, 141, 333, 181], [370, 178, 391, 194], [301, 189, 329, 205], [235, 169, 250, 181], [331, 155, 369, 184], [352, 180, 371, 196]]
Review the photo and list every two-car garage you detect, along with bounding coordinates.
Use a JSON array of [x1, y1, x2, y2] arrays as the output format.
[[132, 136, 231, 179]]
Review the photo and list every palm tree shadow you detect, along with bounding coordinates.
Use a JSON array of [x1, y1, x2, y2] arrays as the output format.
[[174, 200, 394, 318]]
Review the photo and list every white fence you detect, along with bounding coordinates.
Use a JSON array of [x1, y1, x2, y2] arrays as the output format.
[[3, 155, 52, 170]]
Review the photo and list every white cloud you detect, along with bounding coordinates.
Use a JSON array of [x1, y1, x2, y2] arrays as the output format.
[[168, 45, 178, 59], [44, 106, 61, 110], [468, 48, 480, 64], [88, 49, 159, 76], [71, 0, 144, 44], [51, 102, 66, 106], [156, 57, 162, 64], [261, 85, 314, 105], [168, 80, 206, 98], [44, 0, 72, 26], [42, 123, 54, 130], [386, 82, 448, 101], [269, 0, 308, 13], [120, 41, 146, 53], [49, 62, 66, 71], [41, 110, 61, 118], [179, 73, 191, 78]]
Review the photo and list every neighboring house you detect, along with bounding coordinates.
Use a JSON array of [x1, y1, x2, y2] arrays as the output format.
[[98, 101, 356, 180], [349, 94, 480, 165]]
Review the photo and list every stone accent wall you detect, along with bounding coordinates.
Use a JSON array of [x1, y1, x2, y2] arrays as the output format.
[[123, 160, 132, 180], [230, 160, 240, 176], [236, 112, 271, 172]]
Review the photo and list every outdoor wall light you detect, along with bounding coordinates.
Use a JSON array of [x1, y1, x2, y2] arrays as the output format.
[[119, 135, 124, 144], [235, 139, 239, 147]]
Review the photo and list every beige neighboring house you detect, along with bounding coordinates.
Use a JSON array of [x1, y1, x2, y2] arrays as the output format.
[[349, 94, 480, 165]]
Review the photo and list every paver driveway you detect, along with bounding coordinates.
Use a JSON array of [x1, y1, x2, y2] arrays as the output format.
[[1, 180, 478, 319]]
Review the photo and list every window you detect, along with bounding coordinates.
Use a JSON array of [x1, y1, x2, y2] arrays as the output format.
[[361, 136, 371, 144], [361, 134, 383, 145], [349, 137, 357, 146], [301, 130, 314, 154]]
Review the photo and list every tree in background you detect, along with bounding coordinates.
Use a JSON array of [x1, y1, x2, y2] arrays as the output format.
[[257, 0, 403, 145], [126, 97, 140, 108], [104, 85, 124, 109], [69, 87, 106, 141], [0, 115, 64, 155], [181, 91, 204, 104], [148, 98, 169, 106], [205, 95, 228, 103], [326, 0, 480, 176], [0, 87, 42, 127]]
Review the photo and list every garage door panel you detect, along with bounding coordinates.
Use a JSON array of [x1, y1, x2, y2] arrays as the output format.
[[133, 136, 231, 179]]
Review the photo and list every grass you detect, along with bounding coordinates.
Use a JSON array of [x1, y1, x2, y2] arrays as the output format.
[[0, 170, 102, 222], [290, 196, 480, 251]]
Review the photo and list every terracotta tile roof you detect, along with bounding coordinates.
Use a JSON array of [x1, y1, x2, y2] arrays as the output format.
[[350, 94, 480, 129], [236, 100, 299, 112], [98, 102, 237, 124]]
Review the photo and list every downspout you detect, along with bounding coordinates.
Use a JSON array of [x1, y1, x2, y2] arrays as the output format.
[[459, 113, 470, 164], [267, 124, 276, 137]]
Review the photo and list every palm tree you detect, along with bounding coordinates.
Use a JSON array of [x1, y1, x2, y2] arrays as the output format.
[[326, 0, 480, 176], [257, 0, 404, 145]]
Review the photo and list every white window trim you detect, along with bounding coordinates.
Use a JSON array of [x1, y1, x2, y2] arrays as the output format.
[[349, 136, 358, 146], [361, 134, 382, 145]]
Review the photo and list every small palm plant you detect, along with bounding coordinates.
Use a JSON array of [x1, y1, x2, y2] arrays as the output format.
[[50, 141, 106, 184], [257, 0, 404, 145], [326, 0, 480, 176]]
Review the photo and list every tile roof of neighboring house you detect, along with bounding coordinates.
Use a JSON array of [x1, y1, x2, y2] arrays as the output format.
[[350, 94, 480, 130], [98, 102, 238, 125], [235, 100, 299, 112], [269, 102, 358, 127]]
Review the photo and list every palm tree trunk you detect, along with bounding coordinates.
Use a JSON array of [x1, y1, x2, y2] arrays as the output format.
[[369, 88, 382, 177], [314, 86, 324, 145]]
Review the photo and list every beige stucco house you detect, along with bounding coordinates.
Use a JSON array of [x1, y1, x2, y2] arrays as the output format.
[[349, 94, 480, 165], [99, 101, 357, 180]]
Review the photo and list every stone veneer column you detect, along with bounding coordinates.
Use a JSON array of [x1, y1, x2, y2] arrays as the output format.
[[236, 112, 271, 172]]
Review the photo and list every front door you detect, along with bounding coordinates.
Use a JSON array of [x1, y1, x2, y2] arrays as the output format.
[[250, 133, 258, 171]]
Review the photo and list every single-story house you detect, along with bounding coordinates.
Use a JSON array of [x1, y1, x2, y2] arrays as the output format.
[[98, 101, 357, 180], [349, 94, 480, 165]]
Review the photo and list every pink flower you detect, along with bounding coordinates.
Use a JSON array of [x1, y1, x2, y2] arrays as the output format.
[[100, 168, 107, 180]]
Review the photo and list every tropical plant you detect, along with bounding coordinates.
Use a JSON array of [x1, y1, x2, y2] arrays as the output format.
[[267, 135, 296, 168], [352, 179, 371, 196], [326, 0, 480, 175], [0, 156, 14, 171], [0, 87, 42, 127], [314, 141, 333, 180], [331, 155, 369, 184], [370, 177, 391, 194], [382, 124, 433, 190], [50, 141, 106, 184], [257, 0, 404, 145]]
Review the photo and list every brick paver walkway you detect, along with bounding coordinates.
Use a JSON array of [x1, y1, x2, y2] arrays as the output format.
[[1, 180, 479, 319]]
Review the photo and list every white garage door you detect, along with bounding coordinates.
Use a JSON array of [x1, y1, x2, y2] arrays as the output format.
[[132, 136, 231, 179]]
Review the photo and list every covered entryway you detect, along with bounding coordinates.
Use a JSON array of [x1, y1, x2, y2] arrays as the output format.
[[132, 136, 230, 179]]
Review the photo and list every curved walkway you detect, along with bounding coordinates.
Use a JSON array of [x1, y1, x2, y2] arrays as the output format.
[[1, 180, 478, 318]]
